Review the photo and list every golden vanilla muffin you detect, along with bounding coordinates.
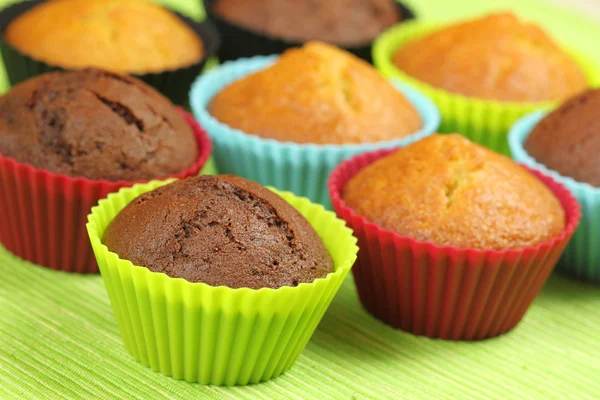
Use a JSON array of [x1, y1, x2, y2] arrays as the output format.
[[343, 134, 565, 250], [4, 0, 204, 74], [392, 13, 587, 102], [525, 89, 600, 187], [209, 41, 422, 144]]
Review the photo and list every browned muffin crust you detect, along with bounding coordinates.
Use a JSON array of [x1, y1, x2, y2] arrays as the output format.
[[392, 13, 587, 102], [209, 42, 422, 145], [525, 89, 600, 187], [343, 134, 565, 250], [103, 175, 334, 289], [213, 0, 401, 46], [0, 68, 198, 181]]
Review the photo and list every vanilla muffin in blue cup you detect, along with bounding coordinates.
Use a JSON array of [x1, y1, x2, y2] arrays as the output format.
[[509, 89, 600, 282], [189, 41, 440, 208]]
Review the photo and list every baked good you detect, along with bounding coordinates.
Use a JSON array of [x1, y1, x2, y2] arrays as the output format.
[[0, 68, 198, 181], [209, 41, 422, 145], [525, 89, 600, 186], [212, 0, 402, 46], [103, 175, 334, 289], [392, 13, 587, 102], [342, 134, 565, 250], [4, 0, 204, 74]]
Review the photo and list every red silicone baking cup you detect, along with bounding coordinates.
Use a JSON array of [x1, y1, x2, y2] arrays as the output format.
[[0, 109, 212, 273], [328, 148, 581, 340]]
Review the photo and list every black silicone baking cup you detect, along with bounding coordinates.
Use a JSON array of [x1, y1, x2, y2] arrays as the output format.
[[202, 0, 415, 63], [0, 0, 220, 105]]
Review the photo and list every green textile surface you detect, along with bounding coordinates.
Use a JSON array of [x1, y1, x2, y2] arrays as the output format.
[[1, 0, 600, 399]]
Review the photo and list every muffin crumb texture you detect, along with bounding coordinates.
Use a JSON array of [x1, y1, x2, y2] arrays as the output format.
[[213, 0, 402, 46], [0, 68, 198, 181], [209, 41, 422, 144], [4, 0, 204, 73], [393, 13, 587, 102], [525, 88, 600, 187], [103, 175, 334, 289], [343, 134, 565, 250]]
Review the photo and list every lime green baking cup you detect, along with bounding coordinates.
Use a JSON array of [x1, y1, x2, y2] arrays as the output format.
[[86, 179, 357, 385], [372, 21, 600, 155]]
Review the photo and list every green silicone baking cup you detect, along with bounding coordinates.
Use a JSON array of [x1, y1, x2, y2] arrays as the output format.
[[86, 179, 357, 385], [372, 21, 600, 155]]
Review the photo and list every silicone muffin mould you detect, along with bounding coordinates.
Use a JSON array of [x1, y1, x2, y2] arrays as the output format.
[[202, 0, 415, 63], [509, 110, 600, 283], [0, 110, 212, 273], [372, 20, 600, 155], [0, 0, 220, 105], [189, 55, 440, 209], [86, 180, 358, 385], [328, 147, 581, 340]]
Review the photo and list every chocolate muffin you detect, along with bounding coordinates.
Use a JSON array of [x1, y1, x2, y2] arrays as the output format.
[[392, 13, 587, 102], [212, 0, 402, 46], [343, 134, 565, 250], [525, 89, 600, 187], [209, 42, 422, 145], [103, 175, 334, 289], [0, 68, 198, 181]]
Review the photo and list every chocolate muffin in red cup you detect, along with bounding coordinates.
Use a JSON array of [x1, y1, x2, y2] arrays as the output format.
[[328, 134, 580, 340], [0, 68, 212, 273]]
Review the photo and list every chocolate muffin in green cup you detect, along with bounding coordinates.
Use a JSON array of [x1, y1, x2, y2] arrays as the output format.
[[87, 175, 358, 384]]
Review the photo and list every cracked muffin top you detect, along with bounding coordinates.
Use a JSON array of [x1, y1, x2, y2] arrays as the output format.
[[342, 134, 565, 250], [0, 68, 198, 181], [103, 175, 334, 289], [209, 41, 422, 145], [392, 13, 587, 102], [525, 89, 600, 187], [4, 0, 204, 74], [213, 0, 402, 47]]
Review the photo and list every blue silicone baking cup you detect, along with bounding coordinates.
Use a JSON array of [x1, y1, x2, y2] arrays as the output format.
[[509, 111, 600, 283], [189, 55, 440, 208]]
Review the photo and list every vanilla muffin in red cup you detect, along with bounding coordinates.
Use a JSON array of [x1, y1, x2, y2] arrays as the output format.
[[329, 134, 580, 340], [0, 68, 212, 273]]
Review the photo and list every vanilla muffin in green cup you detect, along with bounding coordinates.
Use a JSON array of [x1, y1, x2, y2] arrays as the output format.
[[373, 12, 599, 155], [86, 174, 357, 385]]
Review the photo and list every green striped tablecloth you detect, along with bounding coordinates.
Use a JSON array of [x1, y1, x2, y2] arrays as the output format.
[[1, 0, 600, 399]]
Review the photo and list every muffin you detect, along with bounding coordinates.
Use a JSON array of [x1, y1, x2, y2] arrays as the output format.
[[0, 68, 211, 273], [0, 0, 219, 104], [191, 42, 438, 207], [373, 13, 597, 155], [5, 0, 203, 74], [0, 68, 198, 181], [329, 134, 579, 339], [213, 0, 402, 47], [87, 177, 357, 384], [204, 0, 413, 62], [209, 42, 422, 145], [392, 13, 586, 102], [509, 91, 600, 282], [343, 134, 565, 249], [525, 89, 600, 187], [103, 174, 334, 289]]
